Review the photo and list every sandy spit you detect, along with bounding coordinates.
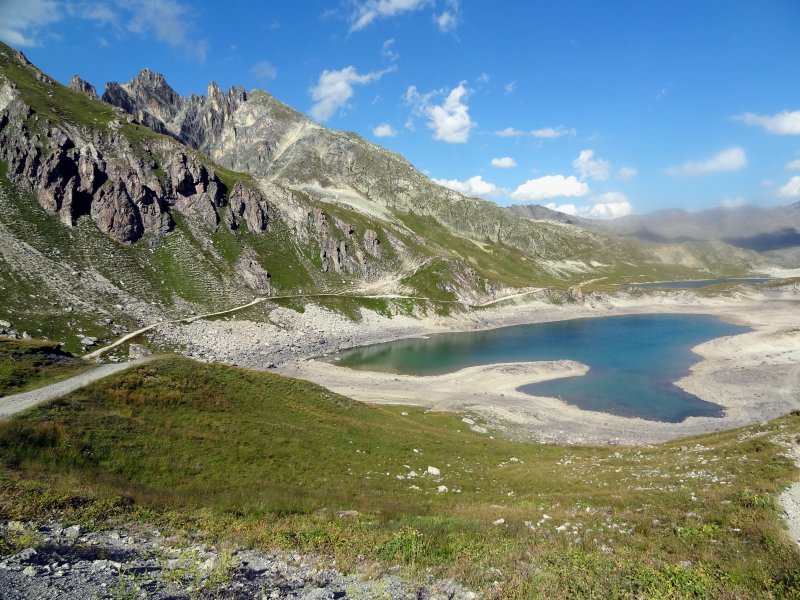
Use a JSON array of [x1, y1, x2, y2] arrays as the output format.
[[155, 285, 800, 446]]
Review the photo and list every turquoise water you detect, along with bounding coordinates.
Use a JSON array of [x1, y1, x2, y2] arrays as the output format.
[[630, 278, 769, 289], [332, 314, 750, 423]]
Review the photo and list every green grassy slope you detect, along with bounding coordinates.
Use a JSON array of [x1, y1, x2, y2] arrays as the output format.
[[1, 356, 798, 597], [0, 338, 91, 396]]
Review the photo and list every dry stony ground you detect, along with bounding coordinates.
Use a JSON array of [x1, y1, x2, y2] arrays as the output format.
[[0, 521, 475, 599]]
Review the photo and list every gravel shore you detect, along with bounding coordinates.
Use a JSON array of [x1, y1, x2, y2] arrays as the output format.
[[154, 285, 800, 446]]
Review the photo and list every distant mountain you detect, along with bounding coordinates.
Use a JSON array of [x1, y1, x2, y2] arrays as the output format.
[[509, 202, 800, 263]]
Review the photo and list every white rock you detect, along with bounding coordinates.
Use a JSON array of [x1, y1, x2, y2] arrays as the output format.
[[22, 566, 36, 577], [437, 485, 448, 493], [426, 466, 441, 476], [492, 518, 505, 526], [63, 525, 81, 539], [461, 417, 475, 425]]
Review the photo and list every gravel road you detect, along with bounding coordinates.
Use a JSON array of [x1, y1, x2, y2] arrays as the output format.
[[0, 359, 151, 419]]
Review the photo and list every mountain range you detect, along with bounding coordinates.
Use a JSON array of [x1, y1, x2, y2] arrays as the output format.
[[0, 41, 776, 350], [509, 201, 800, 265]]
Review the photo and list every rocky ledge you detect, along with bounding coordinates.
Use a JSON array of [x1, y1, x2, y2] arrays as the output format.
[[0, 521, 476, 599]]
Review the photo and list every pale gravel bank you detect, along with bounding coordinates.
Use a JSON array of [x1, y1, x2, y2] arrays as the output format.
[[153, 284, 800, 446]]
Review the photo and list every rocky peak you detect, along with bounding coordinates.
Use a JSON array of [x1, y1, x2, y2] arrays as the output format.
[[103, 68, 183, 126], [69, 75, 98, 100], [101, 71, 248, 158]]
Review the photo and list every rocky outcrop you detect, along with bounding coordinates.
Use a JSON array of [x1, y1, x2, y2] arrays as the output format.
[[364, 229, 381, 258], [235, 253, 271, 294], [102, 71, 247, 154], [227, 180, 269, 232], [68, 75, 97, 100], [0, 58, 283, 245]]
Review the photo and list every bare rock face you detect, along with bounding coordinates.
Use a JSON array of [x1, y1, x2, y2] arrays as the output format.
[[102, 71, 247, 154], [228, 181, 269, 232], [235, 253, 271, 294], [69, 75, 98, 100], [364, 229, 381, 258]]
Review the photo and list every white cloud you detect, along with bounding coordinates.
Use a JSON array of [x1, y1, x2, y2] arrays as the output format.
[[434, 0, 460, 32], [616, 166, 637, 180], [735, 109, 800, 135], [546, 192, 633, 220], [79, 3, 118, 24], [490, 156, 517, 169], [433, 175, 504, 199], [419, 82, 474, 143], [495, 127, 524, 138], [545, 203, 579, 216], [382, 38, 399, 61], [504, 81, 517, 95], [434, 11, 456, 31], [531, 125, 575, 139], [309, 65, 392, 122], [0, 0, 61, 47], [786, 159, 800, 171], [511, 175, 590, 201], [583, 192, 634, 219], [572, 149, 610, 181], [720, 197, 746, 208], [664, 147, 747, 176], [777, 176, 800, 198], [349, 0, 431, 32], [373, 123, 397, 137], [121, 0, 207, 62], [251, 60, 277, 81]]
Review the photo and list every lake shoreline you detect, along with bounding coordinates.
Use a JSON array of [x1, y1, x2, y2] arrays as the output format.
[[156, 284, 800, 446]]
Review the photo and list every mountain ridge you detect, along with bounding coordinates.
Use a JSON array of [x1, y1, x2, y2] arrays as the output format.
[[0, 41, 771, 350], [509, 201, 800, 258]]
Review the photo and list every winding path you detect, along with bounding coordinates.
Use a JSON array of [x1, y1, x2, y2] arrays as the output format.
[[85, 289, 537, 360], [0, 288, 544, 417], [0, 358, 152, 419]]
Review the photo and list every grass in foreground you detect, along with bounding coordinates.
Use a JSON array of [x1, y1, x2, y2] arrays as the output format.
[[0, 337, 92, 397], [0, 356, 798, 598]]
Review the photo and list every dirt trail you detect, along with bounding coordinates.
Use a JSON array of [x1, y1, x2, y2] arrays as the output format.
[[0, 358, 152, 419], [86, 288, 514, 359]]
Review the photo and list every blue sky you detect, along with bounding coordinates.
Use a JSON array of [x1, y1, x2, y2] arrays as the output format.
[[2, 0, 800, 217]]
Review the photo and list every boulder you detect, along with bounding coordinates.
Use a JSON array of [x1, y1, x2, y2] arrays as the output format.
[[128, 343, 152, 360]]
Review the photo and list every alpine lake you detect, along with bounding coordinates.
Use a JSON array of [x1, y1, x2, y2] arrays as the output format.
[[331, 314, 750, 423]]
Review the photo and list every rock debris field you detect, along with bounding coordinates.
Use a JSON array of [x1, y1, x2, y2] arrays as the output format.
[[0, 521, 476, 599]]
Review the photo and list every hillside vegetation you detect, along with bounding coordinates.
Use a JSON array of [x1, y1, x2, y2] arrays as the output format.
[[1, 356, 798, 598], [0, 337, 90, 396]]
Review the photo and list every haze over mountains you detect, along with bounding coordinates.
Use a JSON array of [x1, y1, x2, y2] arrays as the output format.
[[509, 201, 800, 266]]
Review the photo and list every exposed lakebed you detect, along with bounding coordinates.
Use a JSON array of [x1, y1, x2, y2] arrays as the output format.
[[332, 314, 750, 423]]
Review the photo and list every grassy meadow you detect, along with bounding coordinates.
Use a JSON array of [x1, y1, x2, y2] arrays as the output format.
[[0, 354, 798, 597], [0, 337, 92, 397]]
